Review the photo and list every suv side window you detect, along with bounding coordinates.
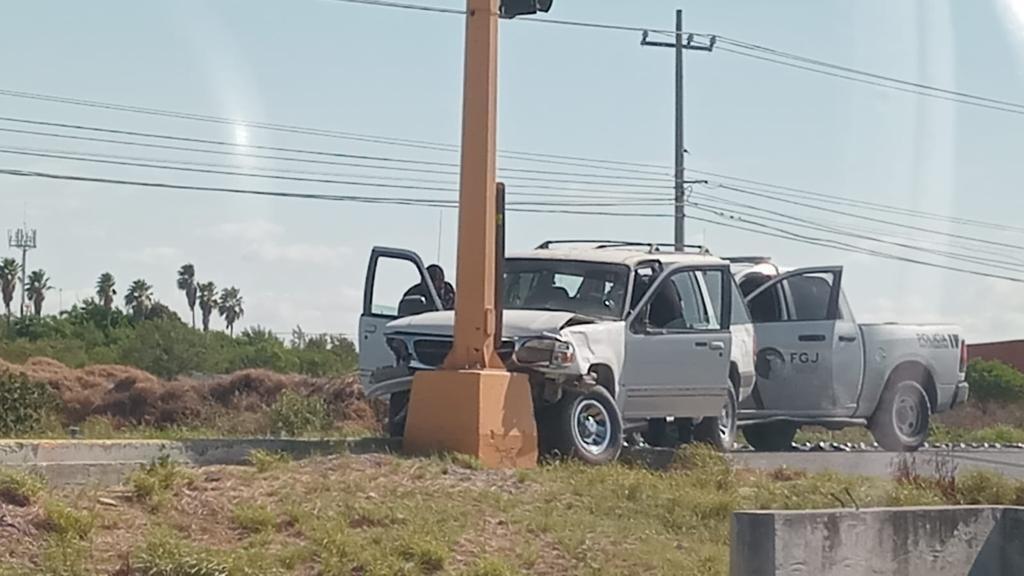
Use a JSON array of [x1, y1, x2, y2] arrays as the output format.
[[647, 270, 712, 331], [728, 277, 752, 326]]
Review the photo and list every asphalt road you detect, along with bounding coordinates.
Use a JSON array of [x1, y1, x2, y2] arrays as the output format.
[[4, 439, 1024, 487]]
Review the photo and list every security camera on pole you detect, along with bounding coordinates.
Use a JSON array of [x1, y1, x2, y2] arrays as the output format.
[[402, 0, 552, 469]]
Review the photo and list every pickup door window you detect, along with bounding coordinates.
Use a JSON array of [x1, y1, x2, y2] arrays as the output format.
[[746, 267, 863, 416], [620, 266, 732, 420], [358, 247, 440, 386]]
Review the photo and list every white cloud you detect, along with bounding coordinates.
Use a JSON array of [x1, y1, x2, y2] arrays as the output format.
[[210, 219, 351, 266], [122, 246, 184, 264], [212, 220, 284, 242]]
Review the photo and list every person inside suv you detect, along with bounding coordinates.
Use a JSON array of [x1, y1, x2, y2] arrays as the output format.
[[400, 264, 455, 315]]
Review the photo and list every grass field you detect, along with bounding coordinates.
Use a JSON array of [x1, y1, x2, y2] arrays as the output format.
[[3, 446, 1024, 576]]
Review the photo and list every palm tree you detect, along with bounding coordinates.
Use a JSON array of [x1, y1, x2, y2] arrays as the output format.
[[0, 258, 20, 320], [26, 269, 51, 316], [124, 279, 154, 320], [197, 281, 218, 332], [95, 272, 116, 310], [176, 263, 198, 329], [217, 286, 244, 336]]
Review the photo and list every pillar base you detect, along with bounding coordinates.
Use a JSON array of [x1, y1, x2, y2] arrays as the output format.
[[403, 369, 538, 469]]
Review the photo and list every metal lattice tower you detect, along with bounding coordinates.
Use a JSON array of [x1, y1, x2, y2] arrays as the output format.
[[8, 227, 37, 318]]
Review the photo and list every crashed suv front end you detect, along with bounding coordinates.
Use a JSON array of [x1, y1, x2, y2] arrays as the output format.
[[364, 310, 617, 402]]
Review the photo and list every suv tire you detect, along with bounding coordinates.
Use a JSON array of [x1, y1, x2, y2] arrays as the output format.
[[694, 387, 737, 452], [548, 387, 623, 465], [741, 422, 798, 452], [870, 379, 931, 452]]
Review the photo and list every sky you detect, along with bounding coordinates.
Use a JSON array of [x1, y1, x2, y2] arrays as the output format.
[[1, 0, 1023, 343]]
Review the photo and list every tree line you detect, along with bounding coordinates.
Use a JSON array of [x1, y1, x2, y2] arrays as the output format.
[[0, 259, 245, 335]]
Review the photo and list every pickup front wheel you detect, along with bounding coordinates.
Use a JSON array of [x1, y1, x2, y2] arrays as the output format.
[[544, 386, 624, 465], [870, 379, 931, 452]]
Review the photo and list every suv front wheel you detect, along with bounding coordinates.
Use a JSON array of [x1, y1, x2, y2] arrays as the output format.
[[545, 386, 623, 465]]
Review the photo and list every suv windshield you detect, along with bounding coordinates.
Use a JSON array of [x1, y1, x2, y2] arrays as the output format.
[[504, 259, 630, 319]]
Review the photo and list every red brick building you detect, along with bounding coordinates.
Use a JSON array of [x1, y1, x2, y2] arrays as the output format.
[[968, 340, 1024, 372]]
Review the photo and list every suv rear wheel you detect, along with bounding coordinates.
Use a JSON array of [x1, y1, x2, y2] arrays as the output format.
[[694, 387, 738, 452]]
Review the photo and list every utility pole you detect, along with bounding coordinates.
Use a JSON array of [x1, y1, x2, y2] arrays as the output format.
[[8, 226, 37, 318], [642, 11, 715, 250], [403, 0, 552, 469]]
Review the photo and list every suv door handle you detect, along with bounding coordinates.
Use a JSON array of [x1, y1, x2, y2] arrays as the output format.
[[798, 334, 826, 342], [365, 325, 378, 334], [838, 335, 858, 343], [694, 341, 709, 348], [709, 341, 726, 351]]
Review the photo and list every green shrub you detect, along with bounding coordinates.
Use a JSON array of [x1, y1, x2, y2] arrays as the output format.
[[231, 503, 278, 534], [136, 529, 229, 576], [269, 390, 328, 437], [41, 501, 96, 540], [129, 455, 193, 504], [0, 370, 59, 436], [0, 468, 45, 506], [967, 359, 1024, 403], [248, 449, 292, 473]]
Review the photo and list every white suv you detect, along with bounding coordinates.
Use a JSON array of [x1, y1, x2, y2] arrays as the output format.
[[359, 241, 756, 464]]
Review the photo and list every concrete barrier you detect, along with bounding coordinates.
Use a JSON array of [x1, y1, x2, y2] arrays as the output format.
[[731, 506, 1024, 576], [0, 438, 400, 487]]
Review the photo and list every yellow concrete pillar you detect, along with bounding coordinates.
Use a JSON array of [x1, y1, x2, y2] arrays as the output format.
[[402, 0, 538, 469]]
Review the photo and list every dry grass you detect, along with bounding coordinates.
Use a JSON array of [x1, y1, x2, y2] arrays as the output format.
[[0, 357, 385, 436], [3, 447, 1024, 576]]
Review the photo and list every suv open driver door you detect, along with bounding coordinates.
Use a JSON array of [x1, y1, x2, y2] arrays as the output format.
[[744, 266, 863, 416], [359, 247, 440, 387]]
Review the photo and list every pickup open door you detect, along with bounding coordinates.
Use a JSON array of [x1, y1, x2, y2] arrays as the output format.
[[358, 247, 441, 387], [743, 266, 864, 416]]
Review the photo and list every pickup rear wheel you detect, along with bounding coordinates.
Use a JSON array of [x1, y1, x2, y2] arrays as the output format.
[[547, 387, 623, 465], [870, 379, 931, 452], [741, 422, 798, 452], [693, 387, 738, 452]]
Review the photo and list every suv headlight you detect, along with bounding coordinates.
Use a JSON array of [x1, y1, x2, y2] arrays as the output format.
[[513, 338, 576, 369]]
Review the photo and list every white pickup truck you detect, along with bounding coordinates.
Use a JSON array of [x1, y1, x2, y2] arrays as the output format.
[[730, 257, 970, 452], [359, 242, 756, 464]]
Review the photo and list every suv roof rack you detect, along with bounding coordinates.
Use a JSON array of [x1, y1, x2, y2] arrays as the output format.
[[723, 256, 773, 264], [535, 239, 711, 254]]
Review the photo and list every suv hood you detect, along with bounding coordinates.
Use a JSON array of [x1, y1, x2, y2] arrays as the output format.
[[385, 309, 598, 338]]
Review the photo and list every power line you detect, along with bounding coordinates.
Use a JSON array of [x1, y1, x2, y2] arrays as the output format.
[[714, 183, 1024, 252], [688, 196, 1024, 273], [323, 0, 717, 37], [0, 145, 669, 201], [0, 126, 674, 189], [3, 165, 1022, 285], [0, 116, 671, 182], [717, 36, 1024, 112], [692, 192, 1024, 266], [692, 169, 1024, 235], [322, 0, 463, 14], [686, 205, 1024, 284], [3, 90, 1020, 234], [717, 46, 1024, 117]]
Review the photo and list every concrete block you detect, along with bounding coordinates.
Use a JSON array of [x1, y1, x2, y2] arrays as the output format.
[[731, 506, 1024, 576]]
